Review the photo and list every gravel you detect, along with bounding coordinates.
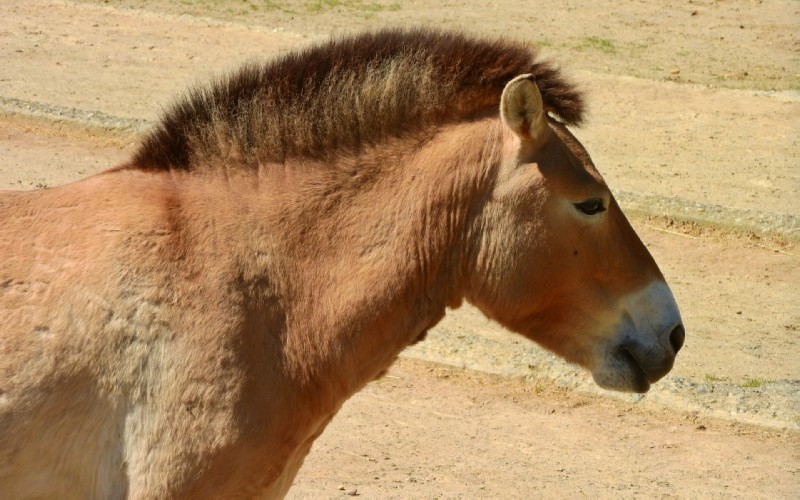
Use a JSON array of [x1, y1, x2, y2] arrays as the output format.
[[0, 96, 150, 134], [615, 190, 800, 245]]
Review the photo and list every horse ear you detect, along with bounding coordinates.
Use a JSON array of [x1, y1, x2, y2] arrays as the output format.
[[500, 74, 548, 144]]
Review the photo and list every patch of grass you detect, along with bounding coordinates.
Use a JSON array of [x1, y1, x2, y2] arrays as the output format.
[[250, 0, 274, 6], [302, 0, 395, 14], [739, 378, 767, 388], [577, 36, 617, 54], [304, 0, 339, 12], [704, 373, 723, 382]]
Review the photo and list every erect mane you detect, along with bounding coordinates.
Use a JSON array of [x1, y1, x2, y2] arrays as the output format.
[[132, 28, 584, 171]]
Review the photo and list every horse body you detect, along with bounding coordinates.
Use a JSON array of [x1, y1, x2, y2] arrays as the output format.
[[0, 29, 683, 497]]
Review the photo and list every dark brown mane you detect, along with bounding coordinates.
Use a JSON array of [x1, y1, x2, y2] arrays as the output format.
[[132, 28, 584, 171]]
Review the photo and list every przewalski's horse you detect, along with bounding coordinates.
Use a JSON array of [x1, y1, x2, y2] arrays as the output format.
[[0, 28, 684, 497]]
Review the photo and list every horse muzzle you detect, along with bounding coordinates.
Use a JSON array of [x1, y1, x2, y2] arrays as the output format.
[[591, 282, 684, 393], [615, 322, 685, 392]]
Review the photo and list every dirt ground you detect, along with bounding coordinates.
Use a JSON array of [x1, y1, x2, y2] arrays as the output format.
[[289, 358, 799, 498], [1, 0, 798, 497]]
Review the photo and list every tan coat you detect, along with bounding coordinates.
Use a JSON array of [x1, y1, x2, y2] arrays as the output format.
[[0, 29, 683, 497]]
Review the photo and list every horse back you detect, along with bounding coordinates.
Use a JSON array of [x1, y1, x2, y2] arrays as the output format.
[[0, 171, 181, 496]]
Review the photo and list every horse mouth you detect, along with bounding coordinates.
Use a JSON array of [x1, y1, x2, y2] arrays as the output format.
[[618, 348, 651, 393], [591, 346, 654, 393]]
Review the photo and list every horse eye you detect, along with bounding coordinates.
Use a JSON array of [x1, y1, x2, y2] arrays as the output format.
[[574, 198, 606, 216]]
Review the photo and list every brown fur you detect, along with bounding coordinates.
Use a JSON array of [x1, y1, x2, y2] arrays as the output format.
[[133, 28, 583, 170], [0, 28, 683, 498]]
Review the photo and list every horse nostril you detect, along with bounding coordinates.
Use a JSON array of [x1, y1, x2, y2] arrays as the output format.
[[669, 324, 685, 354]]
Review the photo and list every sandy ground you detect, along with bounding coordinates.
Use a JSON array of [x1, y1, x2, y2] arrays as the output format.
[[289, 358, 799, 498], [1, 0, 798, 496]]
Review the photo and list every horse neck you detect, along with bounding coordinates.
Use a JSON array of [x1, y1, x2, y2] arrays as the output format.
[[175, 118, 502, 405]]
